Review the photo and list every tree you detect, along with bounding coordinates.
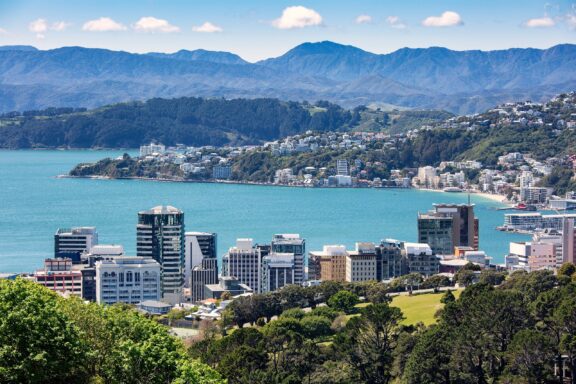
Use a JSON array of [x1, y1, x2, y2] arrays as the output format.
[[0, 279, 89, 383], [440, 290, 456, 305], [455, 269, 477, 287], [504, 329, 555, 383], [366, 282, 391, 304], [327, 290, 359, 314], [300, 315, 333, 339], [479, 270, 507, 286], [403, 326, 452, 384], [558, 262, 576, 278], [220, 291, 232, 301], [335, 303, 404, 384]]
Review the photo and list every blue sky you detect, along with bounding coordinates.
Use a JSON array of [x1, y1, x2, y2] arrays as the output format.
[[0, 0, 575, 61]]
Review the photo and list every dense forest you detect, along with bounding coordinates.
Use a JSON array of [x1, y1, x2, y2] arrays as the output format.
[[3, 265, 576, 383], [0, 97, 452, 149]]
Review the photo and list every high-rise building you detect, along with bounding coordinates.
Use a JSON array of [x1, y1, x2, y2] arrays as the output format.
[[34, 258, 83, 297], [402, 243, 440, 276], [262, 253, 295, 292], [377, 239, 408, 280], [271, 234, 305, 284], [55, 227, 98, 259], [185, 232, 218, 303], [346, 243, 377, 282], [336, 159, 349, 176], [308, 245, 348, 282], [137, 205, 185, 304], [562, 218, 576, 266], [222, 239, 263, 293], [418, 203, 479, 255], [95, 256, 161, 305]]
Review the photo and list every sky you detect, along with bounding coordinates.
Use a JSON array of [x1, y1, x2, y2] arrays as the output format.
[[0, 0, 575, 62]]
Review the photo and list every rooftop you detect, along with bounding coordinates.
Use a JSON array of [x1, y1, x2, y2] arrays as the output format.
[[139, 205, 182, 215]]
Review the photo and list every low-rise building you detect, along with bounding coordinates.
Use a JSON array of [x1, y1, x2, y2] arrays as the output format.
[[346, 243, 377, 282], [34, 258, 83, 297], [308, 245, 348, 282], [402, 243, 440, 276], [204, 276, 253, 299]]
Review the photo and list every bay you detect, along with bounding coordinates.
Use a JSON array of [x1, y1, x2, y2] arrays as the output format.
[[0, 150, 529, 273]]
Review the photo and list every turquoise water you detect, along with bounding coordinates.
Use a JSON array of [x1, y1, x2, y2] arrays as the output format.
[[0, 150, 529, 273]]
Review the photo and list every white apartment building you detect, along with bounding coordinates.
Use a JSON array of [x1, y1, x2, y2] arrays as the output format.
[[336, 159, 349, 176], [139, 142, 165, 157], [95, 256, 161, 305]]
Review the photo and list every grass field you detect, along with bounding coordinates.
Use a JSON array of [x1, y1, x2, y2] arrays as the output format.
[[390, 290, 462, 326]]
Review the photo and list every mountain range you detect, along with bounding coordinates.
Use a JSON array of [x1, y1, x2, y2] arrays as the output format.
[[0, 41, 574, 114]]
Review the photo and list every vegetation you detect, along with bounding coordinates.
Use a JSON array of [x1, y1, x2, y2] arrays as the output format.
[[0, 278, 223, 384], [389, 290, 462, 326]]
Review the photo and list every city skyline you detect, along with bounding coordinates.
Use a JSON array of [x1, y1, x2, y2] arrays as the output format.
[[0, 0, 574, 61]]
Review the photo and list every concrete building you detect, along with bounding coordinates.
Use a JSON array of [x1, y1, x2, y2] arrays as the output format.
[[562, 218, 576, 266], [222, 239, 263, 293], [271, 234, 305, 284], [95, 256, 161, 305], [418, 204, 479, 255], [204, 276, 253, 300], [184, 232, 218, 303], [262, 253, 295, 292], [212, 166, 232, 180], [34, 258, 83, 297], [308, 245, 348, 282], [55, 227, 98, 259], [417, 166, 437, 188], [402, 243, 439, 276], [137, 205, 185, 304], [507, 242, 531, 270], [139, 142, 165, 157], [520, 187, 550, 204], [346, 243, 377, 282], [83, 244, 124, 264]]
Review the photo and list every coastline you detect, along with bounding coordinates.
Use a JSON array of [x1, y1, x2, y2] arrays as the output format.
[[415, 187, 511, 206]]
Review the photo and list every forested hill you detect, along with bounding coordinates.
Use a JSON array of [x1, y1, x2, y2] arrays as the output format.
[[0, 97, 451, 149]]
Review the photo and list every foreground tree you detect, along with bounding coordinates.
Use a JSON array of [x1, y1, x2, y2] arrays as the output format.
[[334, 303, 403, 384]]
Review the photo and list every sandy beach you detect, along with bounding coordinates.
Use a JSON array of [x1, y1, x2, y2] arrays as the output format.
[[415, 188, 511, 205]]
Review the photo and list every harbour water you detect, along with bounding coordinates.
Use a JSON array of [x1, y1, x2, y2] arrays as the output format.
[[0, 150, 529, 273]]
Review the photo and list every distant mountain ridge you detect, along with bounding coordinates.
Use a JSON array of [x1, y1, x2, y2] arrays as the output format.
[[0, 41, 574, 114]]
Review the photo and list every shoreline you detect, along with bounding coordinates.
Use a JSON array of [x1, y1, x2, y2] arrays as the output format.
[[415, 187, 511, 206]]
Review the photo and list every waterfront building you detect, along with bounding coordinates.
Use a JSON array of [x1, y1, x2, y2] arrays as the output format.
[[402, 243, 440, 276], [346, 243, 377, 282], [55, 227, 98, 259], [204, 276, 253, 300], [417, 166, 437, 188], [212, 166, 232, 180], [519, 187, 550, 204], [34, 258, 82, 297], [139, 142, 165, 157], [308, 245, 348, 282], [378, 239, 408, 280], [503, 213, 576, 232], [271, 234, 305, 284], [418, 203, 479, 255], [262, 253, 295, 292], [137, 205, 185, 304], [184, 232, 218, 303], [336, 159, 349, 176], [549, 199, 576, 211], [222, 238, 263, 293], [95, 256, 161, 305]]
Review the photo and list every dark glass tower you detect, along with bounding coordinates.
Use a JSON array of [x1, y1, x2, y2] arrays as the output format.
[[137, 205, 185, 304]]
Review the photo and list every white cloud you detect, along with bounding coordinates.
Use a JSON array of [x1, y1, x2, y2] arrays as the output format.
[[0, 27, 7, 35], [386, 16, 406, 29], [422, 11, 463, 27], [355, 15, 372, 25], [51, 21, 71, 31], [133, 16, 179, 33], [29, 18, 48, 33], [82, 17, 127, 32], [272, 6, 323, 29], [523, 16, 556, 28], [567, 13, 576, 29], [192, 22, 223, 33]]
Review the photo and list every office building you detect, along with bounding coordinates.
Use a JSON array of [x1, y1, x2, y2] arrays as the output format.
[[95, 256, 161, 305], [204, 276, 253, 300], [184, 232, 218, 302], [83, 244, 124, 265], [222, 239, 263, 293], [271, 234, 305, 284], [55, 227, 98, 259], [402, 243, 440, 276], [418, 203, 479, 255], [346, 243, 377, 282], [72, 265, 96, 301], [262, 253, 295, 292], [308, 245, 348, 282], [34, 258, 83, 297], [137, 205, 185, 304], [562, 218, 576, 266], [378, 239, 408, 280]]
